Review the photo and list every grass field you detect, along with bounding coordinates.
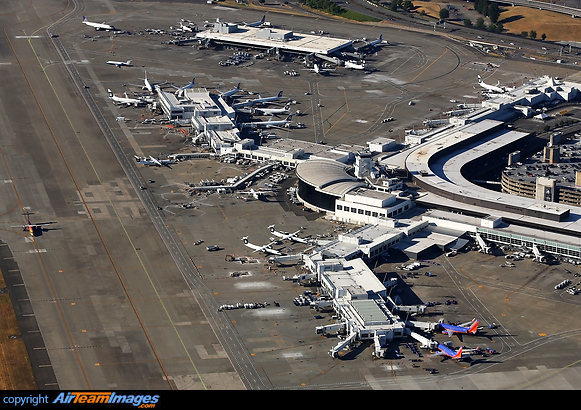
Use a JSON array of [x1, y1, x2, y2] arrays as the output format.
[[0, 271, 37, 390], [413, 1, 581, 42]]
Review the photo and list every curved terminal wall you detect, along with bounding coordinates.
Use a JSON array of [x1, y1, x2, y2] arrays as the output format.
[[406, 120, 570, 222]]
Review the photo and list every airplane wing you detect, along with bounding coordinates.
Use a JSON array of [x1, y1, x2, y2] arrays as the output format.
[[459, 318, 477, 327]]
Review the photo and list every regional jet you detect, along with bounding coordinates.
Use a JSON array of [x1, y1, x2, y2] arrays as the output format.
[[241, 236, 284, 255], [107, 59, 133, 68], [242, 15, 266, 28], [477, 75, 514, 93], [268, 225, 310, 244], [108, 89, 145, 106], [239, 188, 269, 200], [304, 64, 334, 75], [82, 16, 115, 31], [345, 60, 366, 70], [138, 71, 167, 94], [12, 212, 57, 237], [239, 114, 293, 129], [439, 319, 480, 338]]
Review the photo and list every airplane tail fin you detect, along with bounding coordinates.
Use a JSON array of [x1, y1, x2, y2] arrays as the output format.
[[468, 320, 479, 334], [126, 60, 132, 65], [278, 89, 283, 97], [83, 16, 87, 22], [260, 15, 265, 23], [107, 89, 113, 97], [453, 346, 463, 359], [286, 114, 292, 121], [478, 75, 482, 83]]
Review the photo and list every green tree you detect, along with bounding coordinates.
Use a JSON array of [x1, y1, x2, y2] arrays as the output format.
[[521, 31, 528, 38], [542, 33, 547, 40], [463, 18, 473, 27], [402, 0, 414, 11], [529, 30, 537, 39], [495, 21, 503, 33], [487, 3, 499, 23], [439, 7, 450, 20], [475, 17, 485, 29]]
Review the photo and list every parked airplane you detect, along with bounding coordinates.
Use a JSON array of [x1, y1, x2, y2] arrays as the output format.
[[345, 60, 366, 70], [252, 102, 291, 116], [82, 16, 115, 31], [239, 188, 270, 200], [12, 212, 57, 237], [178, 21, 193, 32], [220, 82, 241, 99], [134, 155, 175, 168], [439, 319, 480, 337], [232, 90, 284, 109], [532, 244, 547, 263], [107, 59, 132, 68], [477, 75, 514, 93], [173, 77, 196, 96], [304, 63, 333, 75], [108, 89, 145, 106], [358, 34, 384, 50], [239, 114, 292, 129], [268, 225, 310, 244], [429, 344, 466, 360], [241, 236, 284, 255], [139, 71, 167, 94], [243, 15, 266, 27]]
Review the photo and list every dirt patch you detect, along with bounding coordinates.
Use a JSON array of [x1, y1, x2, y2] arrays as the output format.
[[0, 279, 36, 389], [414, 1, 581, 42]]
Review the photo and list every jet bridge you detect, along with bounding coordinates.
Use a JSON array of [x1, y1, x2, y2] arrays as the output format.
[[329, 330, 359, 358], [407, 330, 438, 349], [476, 233, 492, 254]]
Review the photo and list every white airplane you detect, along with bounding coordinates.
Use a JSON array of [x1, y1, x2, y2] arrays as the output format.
[[241, 236, 284, 255], [304, 63, 334, 75], [345, 60, 366, 70], [134, 155, 175, 168], [173, 77, 196, 96], [367, 34, 384, 47], [358, 34, 384, 50], [232, 90, 284, 109], [82, 16, 115, 31], [138, 71, 167, 94], [108, 89, 145, 106], [220, 82, 241, 99], [252, 102, 291, 116], [239, 114, 293, 129], [107, 59, 132, 68], [268, 225, 310, 244], [178, 21, 193, 32], [477, 75, 514, 93], [243, 15, 266, 28], [239, 188, 268, 200]]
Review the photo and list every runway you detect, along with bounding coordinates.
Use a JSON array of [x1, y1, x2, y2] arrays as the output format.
[[1, 0, 580, 391]]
